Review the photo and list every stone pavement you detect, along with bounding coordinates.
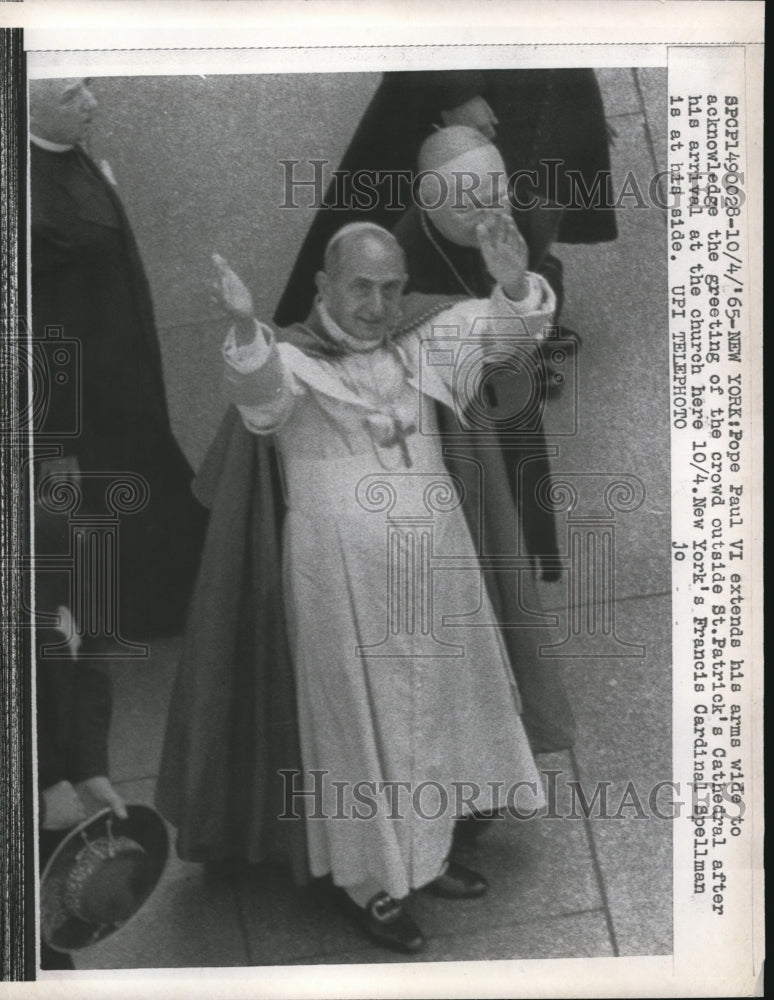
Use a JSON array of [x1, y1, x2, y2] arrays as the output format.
[[70, 67, 672, 970]]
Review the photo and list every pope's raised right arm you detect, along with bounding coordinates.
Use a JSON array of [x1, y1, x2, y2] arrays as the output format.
[[222, 321, 297, 434], [212, 253, 297, 434]]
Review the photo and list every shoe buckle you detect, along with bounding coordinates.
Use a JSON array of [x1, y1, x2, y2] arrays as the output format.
[[371, 892, 401, 923]]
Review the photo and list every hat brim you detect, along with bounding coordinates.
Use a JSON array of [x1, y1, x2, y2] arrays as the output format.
[[40, 804, 168, 953]]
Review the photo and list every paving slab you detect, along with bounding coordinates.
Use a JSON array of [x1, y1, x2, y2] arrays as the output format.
[[545, 109, 670, 606], [107, 636, 181, 784], [544, 592, 672, 789], [635, 67, 669, 173], [596, 67, 642, 117], [309, 909, 614, 965], [411, 797, 601, 939], [584, 778, 674, 956]]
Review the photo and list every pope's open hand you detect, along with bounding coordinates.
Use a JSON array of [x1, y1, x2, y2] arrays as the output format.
[[211, 253, 255, 321], [475, 213, 528, 301]]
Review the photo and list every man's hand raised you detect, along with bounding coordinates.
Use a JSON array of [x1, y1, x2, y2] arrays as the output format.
[[211, 253, 257, 346], [475, 213, 529, 302]]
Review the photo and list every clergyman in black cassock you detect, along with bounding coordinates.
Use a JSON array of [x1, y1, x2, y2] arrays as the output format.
[[30, 79, 207, 642]]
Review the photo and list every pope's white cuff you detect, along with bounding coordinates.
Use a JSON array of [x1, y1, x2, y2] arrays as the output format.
[[493, 271, 555, 336], [223, 320, 274, 373]]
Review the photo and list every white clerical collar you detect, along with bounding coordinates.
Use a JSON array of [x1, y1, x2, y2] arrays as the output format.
[[30, 134, 75, 153], [315, 297, 386, 353]]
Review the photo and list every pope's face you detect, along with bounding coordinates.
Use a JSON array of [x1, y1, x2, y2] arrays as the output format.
[[29, 78, 98, 146], [318, 236, 407, 342]]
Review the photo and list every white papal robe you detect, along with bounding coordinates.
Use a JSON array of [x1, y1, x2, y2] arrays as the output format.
[[223, 276, 552, 900]]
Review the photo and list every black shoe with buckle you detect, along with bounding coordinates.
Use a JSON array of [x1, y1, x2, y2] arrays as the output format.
[[360, 891, 425, 954], [426, 860, 489, 899]]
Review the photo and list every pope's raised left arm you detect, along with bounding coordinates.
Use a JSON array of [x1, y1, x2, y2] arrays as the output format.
[[397, 214, 556, 394]]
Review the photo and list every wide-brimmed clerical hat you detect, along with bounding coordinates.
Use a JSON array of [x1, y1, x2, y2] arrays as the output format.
[[40, 804, 168, 953]]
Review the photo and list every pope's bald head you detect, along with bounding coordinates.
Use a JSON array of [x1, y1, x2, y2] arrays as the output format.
[[323, 223, 406, 278]]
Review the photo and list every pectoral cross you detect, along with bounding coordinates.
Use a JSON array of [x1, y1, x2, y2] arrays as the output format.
[[365, 410, 417, 468], [388, 417, 416, 468]]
